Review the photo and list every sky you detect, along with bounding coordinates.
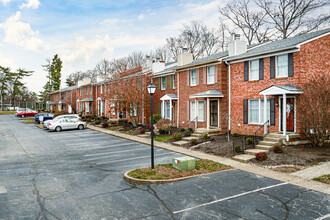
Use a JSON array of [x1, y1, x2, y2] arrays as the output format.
[[0, 0, 224, 93]]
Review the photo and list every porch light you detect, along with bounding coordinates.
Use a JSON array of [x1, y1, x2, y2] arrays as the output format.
[[147, 84, 157, 95]]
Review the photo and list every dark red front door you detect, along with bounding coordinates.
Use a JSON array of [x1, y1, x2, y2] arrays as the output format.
[[281, 98, 294, 132]]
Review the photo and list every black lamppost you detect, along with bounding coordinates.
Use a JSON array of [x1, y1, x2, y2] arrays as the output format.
[[147, 83, 157, 170]]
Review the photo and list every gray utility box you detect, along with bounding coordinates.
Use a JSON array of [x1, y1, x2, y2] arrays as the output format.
[[172, 157, 196, 171]]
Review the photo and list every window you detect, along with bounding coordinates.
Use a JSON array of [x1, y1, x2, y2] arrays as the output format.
[[130, 103, 138, 116], [90, 86, 92, 94], [276, 55, 288, 77], [172, 75, 175, 89], [163, 102, 170, 119], [79, 89, 82, 96], [190, 101, 196, 120], [101, 101, 105, 114], [161, 76, 166, 90], [85, 87, 88, 95], [100, 85, 103, 94], [249, 60, 259, 80], [190, 69, 197, 86], [249, 99, 270, 124], [86, 102, 89, 112], [110, 103, 116, 116], [79, 102, 83, 111], [197, 101, 204, 121], [207, 66, 215, 84]]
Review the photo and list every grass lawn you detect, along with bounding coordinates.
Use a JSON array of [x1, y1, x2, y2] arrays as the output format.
[[107, 126, 122, 131], [128, 159, 232, 181], [154, 136, 173, 142], [0, 111, 15, 115], [313, 175, 330, 184], [120, 130, 139, 135], [21, 119, 36, 124]]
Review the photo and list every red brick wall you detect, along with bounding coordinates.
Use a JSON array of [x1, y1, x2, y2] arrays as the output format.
[[76, 84, 96, 114], [177, 62, 228, 130], [230, 34, 330, 135]]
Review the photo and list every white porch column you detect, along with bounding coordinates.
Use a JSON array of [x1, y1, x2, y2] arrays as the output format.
[[282, 93, 287, 135], [162, 100, 164, 118], [169, 99, 172, 124], [195, 98, 198, 129], [264, 95, 267, 134], [206, 98, 210, 130]]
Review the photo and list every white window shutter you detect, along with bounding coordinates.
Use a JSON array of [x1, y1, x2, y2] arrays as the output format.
[[196, 68, 199, 85], [214, 65, 218, 83], [203, 67, 206, 84], [187, 101, 190, 121], [187, 71, 189, 86]]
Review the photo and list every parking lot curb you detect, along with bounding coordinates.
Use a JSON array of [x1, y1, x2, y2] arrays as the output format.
[[88, 125, 330, 195]]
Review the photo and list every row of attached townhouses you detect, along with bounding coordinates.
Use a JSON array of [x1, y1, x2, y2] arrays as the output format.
[[48, 28, 330, 137]]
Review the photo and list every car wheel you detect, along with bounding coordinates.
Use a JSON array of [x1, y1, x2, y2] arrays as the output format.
[[55, 126, 61, 132], [78, 124, 84, 130], [21, 115, 25, 118]]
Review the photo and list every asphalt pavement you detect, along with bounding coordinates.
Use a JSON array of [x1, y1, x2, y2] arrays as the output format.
[[0, 115, 329, 219]]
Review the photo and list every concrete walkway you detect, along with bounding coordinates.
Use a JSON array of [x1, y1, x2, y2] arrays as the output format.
[[88, 125, 330, 195], [292, 162, 330, 179]]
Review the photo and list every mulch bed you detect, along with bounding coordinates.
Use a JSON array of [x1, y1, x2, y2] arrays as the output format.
[[127, 159, 232, 181]]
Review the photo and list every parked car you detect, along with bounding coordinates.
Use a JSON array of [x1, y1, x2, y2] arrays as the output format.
[[44, 114, 80, 129], [48, 118, 86, 132], [15, 108, 32, 116], [35, 113, 54, 124], [16, 110, 38, 117]]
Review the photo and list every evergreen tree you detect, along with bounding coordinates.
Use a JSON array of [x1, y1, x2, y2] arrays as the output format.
[[50, 54, 62, 91]]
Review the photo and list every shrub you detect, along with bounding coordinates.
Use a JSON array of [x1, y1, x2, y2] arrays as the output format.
[[188, 128, 194, 133], [256, 152, 268, 161], [95, 120, 101, 125], [232, 133, 238, 137], [156, 119, 171, 132], [234, 145, 241, 153], [180, 128, 185, 132], [151, 114, 161, 124], [246, 137, 254, 145], [159, 129, 166, 135], [203, 133, 209, 139], [273, 144, 283, 154], [139, 127, 145, 134], [190, 139, 197, 145], [101, 121, 109, 128], [173, 132, 182, 141], [184, 131, 191, 137], [86, 119, 91, 123]]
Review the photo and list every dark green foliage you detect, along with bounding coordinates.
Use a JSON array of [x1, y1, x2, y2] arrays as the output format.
[[190, 139, 197, 145], [180, 128, 185, 132], [101, 121, 109, 128], [173, 132, 182, 140], [246, 137, 254, 145], [232, 133, 238, 137], [188, 128, 193, 132], [234, 145, 241, 153], [151, 114, 161, 124], [203, 133, 209, 139], [86, 119, 91, 123], [95, 120, 101, 125], [184, 131, 191, 137], [159, 129, 166, 135]]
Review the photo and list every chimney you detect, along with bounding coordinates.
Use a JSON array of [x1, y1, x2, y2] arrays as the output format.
[[177, 48, 193, 66], [228, 33, 247, 56], [145, 55, 152, 70], [152, 57, 165, 73], [156, 57, 160, 62]]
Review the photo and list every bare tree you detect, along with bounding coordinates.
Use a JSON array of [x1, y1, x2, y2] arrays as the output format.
[[151, 46, 172, 62], [165, 37, 182, 61], [219, 0, 268, 45], [127, 51, 145, 69], [95, 59, 112, 80], [256, 0, 330, 39]]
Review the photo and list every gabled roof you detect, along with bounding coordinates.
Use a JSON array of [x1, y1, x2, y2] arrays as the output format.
[[226, 28, 330, 62], [50, 85, 77, 94], [190, 89, 224, 98], [160, 94, 178, 100], [259, 84, 303, 95]]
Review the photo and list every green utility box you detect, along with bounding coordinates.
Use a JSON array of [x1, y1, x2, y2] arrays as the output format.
[[172, 157, 196, 171]]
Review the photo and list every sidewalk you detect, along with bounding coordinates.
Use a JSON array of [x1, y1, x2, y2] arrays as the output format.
[[292, 162, 330, 179], [88, 125, 330, 195]]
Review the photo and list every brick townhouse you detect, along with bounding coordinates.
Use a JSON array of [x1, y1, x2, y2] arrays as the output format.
[[47, 86, 77, 113], [75, 78, 96, 115], [225, 28, 330, 136]]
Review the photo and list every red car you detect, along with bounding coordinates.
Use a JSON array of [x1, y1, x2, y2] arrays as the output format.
[[16, 110, 38, 117]]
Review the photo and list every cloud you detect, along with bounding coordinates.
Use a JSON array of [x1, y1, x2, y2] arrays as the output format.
[[20, 0, 40, 9], [0, 11, 44, 52], [0, 0, 12, 5], [138, 14, 145, 20]]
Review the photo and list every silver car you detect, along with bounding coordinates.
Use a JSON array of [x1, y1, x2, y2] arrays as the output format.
[[49, 118, 86, 132], [44, 114, 80, 129]]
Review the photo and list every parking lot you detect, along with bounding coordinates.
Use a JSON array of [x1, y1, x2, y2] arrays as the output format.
[[0, 115, 329, 219]]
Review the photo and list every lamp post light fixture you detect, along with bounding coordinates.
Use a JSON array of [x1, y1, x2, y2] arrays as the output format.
[[147, 83, 157, 170]]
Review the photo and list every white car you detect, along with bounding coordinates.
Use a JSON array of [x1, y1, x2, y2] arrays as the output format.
[[49, 118, 86, 132], [44, 114, 80, 129]]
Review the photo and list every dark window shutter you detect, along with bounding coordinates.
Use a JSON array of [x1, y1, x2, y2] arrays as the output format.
[[158, 78, 161, 90], [288, 53, 294, 77], [244, 61, 248, 81], [243, 99, 248, 124], [270, 98, 275, 125], [158, 102, 161, 115], [259, 58, 264, 80], [165, 77, 167, 90], [170, 75, 172, 89], [270, 56, 275, 79]]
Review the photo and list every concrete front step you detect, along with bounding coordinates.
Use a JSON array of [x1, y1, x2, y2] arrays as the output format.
[[172, 140, 189, 146], [268, 133, 300, 139], [258, 140, 279, 146], [255, 145, 274, 150], [182, 136, 199, 141], [232, 154, 255, 163], [244, 149, 268, 156], [191, 133, 202, 137], [263, 137, 282, 143]]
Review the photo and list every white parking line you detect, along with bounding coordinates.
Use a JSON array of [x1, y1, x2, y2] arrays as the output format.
[[0, 185, 7, 195], [315, 214, 330, 220], [84, 148, 165, 159], [173, 182, 289, 214], [68, 142, 142, 151], [97, 152, 176, 165], [65, 140, 122, 146], [58, 136, 110, 142]]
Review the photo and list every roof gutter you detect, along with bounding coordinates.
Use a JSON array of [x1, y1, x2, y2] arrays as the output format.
[[173, 59, 222, 71]]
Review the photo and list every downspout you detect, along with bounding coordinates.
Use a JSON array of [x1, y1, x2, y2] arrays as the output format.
[[224, 60, 231, 134], [177, 71, 180, 128]]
